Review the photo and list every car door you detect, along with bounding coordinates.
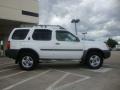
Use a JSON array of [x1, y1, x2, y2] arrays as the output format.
[[31, 29, 56, 59], [53, 30, 83, 59]]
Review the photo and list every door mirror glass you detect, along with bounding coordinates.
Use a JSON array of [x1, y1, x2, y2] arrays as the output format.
[[75, 37, 80, 42]]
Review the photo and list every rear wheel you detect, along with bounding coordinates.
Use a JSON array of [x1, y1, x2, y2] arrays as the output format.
[[86, 52, 103, 69], [18, 53, 38, 70]]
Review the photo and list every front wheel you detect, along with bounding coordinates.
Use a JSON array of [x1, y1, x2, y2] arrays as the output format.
[[86, 52, 103, 69], [18, 53, 38, 70]]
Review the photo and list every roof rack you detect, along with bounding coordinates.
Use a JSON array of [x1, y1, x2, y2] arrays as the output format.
[[20, 24, 65, 30], [36, 25, 65, 29]]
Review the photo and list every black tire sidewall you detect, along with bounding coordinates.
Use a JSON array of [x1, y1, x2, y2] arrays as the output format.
[[18, 53, 38, 70], [86, 52, 103, 69]]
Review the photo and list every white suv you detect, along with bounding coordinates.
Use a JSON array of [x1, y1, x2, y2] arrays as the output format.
[[5, 25, 111, 70]]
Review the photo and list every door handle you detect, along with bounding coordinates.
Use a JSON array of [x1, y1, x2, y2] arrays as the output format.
[[55, 43, 60, 45]]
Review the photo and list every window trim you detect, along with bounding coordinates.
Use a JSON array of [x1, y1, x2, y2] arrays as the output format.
[[12, 29, 29, 40], [32, 29, 52, 41], [56, 30, 80, 42]]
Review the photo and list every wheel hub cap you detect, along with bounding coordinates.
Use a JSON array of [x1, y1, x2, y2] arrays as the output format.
[[89, 55, 100, 67], [22, 56, 33, 68]]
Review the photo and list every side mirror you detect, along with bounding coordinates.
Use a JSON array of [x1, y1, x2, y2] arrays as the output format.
[[28, 37, 30, 40], [76, 37, 80, 42]]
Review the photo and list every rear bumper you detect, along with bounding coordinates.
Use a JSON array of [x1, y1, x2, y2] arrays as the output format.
[[103, 50, 111, 59], [5, 49, 19, 59]]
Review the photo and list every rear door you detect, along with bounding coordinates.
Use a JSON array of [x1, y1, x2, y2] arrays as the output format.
[[32, 29, 55, 59]]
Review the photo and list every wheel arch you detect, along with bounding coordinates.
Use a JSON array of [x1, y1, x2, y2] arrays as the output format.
[[16, 48, 39, 64], [81, 48, 104, 62]]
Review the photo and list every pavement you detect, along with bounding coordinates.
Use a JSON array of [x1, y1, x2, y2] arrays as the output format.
[[0, 51, 120, 90]]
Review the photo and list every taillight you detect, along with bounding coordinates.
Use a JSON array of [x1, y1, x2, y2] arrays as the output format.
[[6, 41, 10, 49]]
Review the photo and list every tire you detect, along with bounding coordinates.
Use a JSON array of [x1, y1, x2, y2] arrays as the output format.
[[18, 53, 38, 70], [86, 52, 103, 69]]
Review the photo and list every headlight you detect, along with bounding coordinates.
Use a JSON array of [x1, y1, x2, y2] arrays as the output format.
[[104, 43, 110, 50]]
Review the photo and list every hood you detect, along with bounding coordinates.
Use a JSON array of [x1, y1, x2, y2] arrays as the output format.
[[82, 40, 109, 50]]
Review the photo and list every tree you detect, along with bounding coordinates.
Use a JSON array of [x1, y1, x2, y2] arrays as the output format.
[[106, 38, 118, 48]]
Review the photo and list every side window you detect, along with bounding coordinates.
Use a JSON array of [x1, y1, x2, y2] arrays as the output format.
[[12, 29, 29, 40], [32, 29, 52, 41], [56, 31, 79, 42]]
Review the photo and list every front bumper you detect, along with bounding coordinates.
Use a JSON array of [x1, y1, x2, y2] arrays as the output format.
[[5, 49, 19, 59], [103, 50, 111, 59]]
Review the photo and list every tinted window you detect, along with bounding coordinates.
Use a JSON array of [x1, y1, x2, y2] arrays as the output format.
[[12, 29, 29, 40], [56, 31, 79, 42], [32, 29, 52, 40]]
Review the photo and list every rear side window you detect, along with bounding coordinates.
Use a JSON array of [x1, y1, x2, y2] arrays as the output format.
[[12, 29, 29, 40], [32, 29, 52, 41]]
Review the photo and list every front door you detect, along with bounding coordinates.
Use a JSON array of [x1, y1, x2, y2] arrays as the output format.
[[53, 30, 83, 59]]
